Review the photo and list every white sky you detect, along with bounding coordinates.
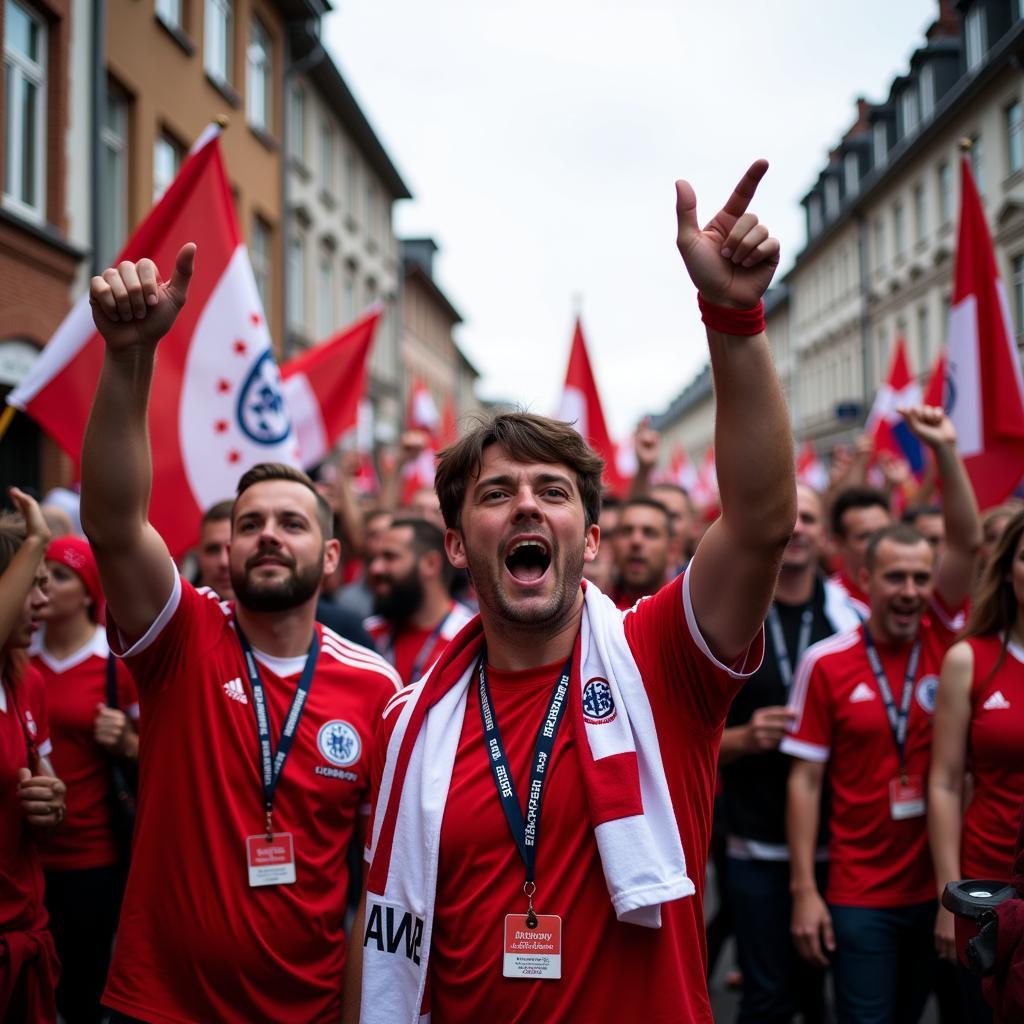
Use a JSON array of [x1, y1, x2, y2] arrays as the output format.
[[324, 0, 938, 438]]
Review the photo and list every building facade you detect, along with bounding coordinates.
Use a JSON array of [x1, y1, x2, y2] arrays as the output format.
[[285, 47, 410, 444], [651, 0, 1024, 465]]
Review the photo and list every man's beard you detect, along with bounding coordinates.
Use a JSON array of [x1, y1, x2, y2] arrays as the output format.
[[231, 552, 323, 612], [372, 567, 425, 623], [468, 535, 585, 627]]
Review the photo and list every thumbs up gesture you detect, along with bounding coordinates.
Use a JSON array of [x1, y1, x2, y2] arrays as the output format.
[[90, 242, 196, 352], [675, 161, 780, 310]]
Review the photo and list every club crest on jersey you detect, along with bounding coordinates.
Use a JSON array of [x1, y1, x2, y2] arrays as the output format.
[[24, 709, 37, 737], [317, 720, 361, 767], [237, 350, 290, 445], [916, 675, 939, 714], [582, 677, 616, 724]]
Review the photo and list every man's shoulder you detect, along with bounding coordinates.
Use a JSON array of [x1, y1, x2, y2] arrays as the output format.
[[318, 626, 403, 695], [801, 628, 864, 680]]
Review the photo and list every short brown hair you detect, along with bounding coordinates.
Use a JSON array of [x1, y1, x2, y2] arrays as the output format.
[[434, 411, 605, 529], [233, 463, 334, 540], [864, 522, 930, 571], [201, 499, 234, 526]]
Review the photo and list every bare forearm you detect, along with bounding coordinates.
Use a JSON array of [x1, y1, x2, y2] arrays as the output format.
[[718, 725, 751, 766], [628, 463, 654, 500], [934, 443, 982, 561], [787, 772, 822, 893], [708, 329, 795, 550], [81, 349, 156, 547], [0, 536, 47, 648], [928, 784, 963, 896]]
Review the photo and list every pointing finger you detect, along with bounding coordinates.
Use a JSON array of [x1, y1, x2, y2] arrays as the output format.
[[675, 180, 701, 252], [721, 159, 769, 220]]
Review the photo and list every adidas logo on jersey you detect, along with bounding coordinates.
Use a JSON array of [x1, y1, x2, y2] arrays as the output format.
[[223, 677, 248, 704], [983, 691, 1011, 711], [849, 682, 876, 703]]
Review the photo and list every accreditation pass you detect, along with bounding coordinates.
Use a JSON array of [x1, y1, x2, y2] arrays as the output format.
[[503, 914, 562, 979]]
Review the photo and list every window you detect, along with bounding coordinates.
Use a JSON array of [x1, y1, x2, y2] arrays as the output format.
[[99, 85, 129, 267], [153, 133, 182, 202], [287, 84, 305, 161], [3, 0, 46, 221], [920, 64, 935, 120], [969, 134, 984, 195], [345, 149, 356, 216], [287, 233, 306, 329], [317, 254, 333, 338], [1013, 254, 1024, 338], [365, 182, 377, 240], [873, 217, 886, 272], [204, 0, 233, 85], [824, 177, 840, 219], [343, 267, 356, 321], [319, 121, 334, 193], [893, 201, 906, 260], [873, 121, 889, 167], [1007, 101, 1022, 176], [965, 6, 986, 71], [938, 161, 952, 225], [913, 183, 927, 245], [900, 87, 918, 137], [250, 216, 271, 317], [917, 305, 930, 368], [246, 18, 271, 132], [844, 152, 859, 196], [155, 0, 182, 30], [807, 195, 822, 237]]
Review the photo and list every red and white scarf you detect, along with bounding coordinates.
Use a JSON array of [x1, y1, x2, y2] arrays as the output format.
[[360, 582, 692, 1023]]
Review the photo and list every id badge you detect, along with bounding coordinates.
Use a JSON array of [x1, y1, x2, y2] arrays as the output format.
[[503, 914, 562, 979], [889, 775, 925, 820], [246, 832, 296, 887]]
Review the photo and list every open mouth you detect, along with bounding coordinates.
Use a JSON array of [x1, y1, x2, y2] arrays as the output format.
[[504, 538, 552, 584]]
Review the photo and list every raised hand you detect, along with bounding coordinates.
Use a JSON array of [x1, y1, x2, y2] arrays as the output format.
[[8, 487, 50, 548], [898, 404, 957, 450], [634, 422, 660, 471], [675, 161, 780, 310], [90, 242, 196, 354]]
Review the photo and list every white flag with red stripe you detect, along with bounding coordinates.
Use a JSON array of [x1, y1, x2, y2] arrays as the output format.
[[400, 378, 440, 504], [7, 128, 298, 555], [281, 306, 381, 469], [946, 156, 1024, 507], [796, 441, 828, 493]]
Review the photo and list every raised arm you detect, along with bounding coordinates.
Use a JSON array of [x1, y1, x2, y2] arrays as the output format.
[[898, 405, 982, 609], [80, 244, 196, 643], [678, 162, 796, 662], [0, 489, 50, 650]]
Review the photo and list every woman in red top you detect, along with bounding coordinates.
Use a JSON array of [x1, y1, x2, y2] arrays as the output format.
[[930, 508, 1024, 1022], [0, 488, 66, 1023], [30, 534, 138, 1024]]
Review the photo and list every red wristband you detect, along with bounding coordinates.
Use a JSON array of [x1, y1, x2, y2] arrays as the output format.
[[697, 294, 765, 336]]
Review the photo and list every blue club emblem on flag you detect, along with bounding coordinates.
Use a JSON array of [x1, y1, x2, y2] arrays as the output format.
[[317, 720, 362, 767], [237, 350, 291, 445], [582, 677, 616, 723]]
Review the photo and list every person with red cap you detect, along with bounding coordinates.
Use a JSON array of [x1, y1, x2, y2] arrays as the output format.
[[30, 535, 138, 1024]]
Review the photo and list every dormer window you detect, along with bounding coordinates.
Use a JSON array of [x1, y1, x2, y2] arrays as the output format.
[[873, 121, 889, 167], [844, 152, 859, 196], [808, 196, 822, 237], [824, 177, 840, 219], [965, 5, 986, 71], [901, 87, 919, 137], [919, 64, 935, 120]]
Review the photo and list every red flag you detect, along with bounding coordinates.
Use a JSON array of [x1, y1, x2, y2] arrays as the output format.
[[691, 447, 718, 508], [439, 396, 459, 449], [796, 441, 828, 492], [281, 306, 381, 469], [7, 128, 298, 556], [555, 318, 625, 493], [946, 156, 1024, 507], [923, 349, 947, 409], [406, 378, 441, 436], [400, 379, 440, 505], [865, 338, 925, 477]]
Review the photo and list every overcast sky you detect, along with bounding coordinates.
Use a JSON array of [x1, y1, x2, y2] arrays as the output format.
[[324, 0, 938, 439]]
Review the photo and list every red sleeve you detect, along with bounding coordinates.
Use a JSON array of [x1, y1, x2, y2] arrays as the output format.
[[107, 570, 226, 698], [928, 593, 968, 651], [623, 570, 765, 734], [780, 654, 832, 763]]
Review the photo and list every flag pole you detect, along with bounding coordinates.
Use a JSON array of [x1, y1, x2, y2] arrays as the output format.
[[0, 405, 16, 443]]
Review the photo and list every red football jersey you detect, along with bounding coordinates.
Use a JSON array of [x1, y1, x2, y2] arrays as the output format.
[[102, 575, 401, 1024], [961, 635, 1024, 880], [31, 626, 139, 871], [783, 606, 960, 907], [365, 602, 474, 686], [369, 572, 763, 1023], [0, 662, 52, 933]]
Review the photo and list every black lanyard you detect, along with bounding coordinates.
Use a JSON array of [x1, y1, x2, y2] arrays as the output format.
[[766, 604, 814, 690], [861, 626, 921, 780], [478, 653, 572, 925], [388, 610, 452, 685], [236, 624, 318, 839]]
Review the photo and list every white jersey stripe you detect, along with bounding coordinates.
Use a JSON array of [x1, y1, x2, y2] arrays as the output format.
[[788, 629, 862, 735]]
